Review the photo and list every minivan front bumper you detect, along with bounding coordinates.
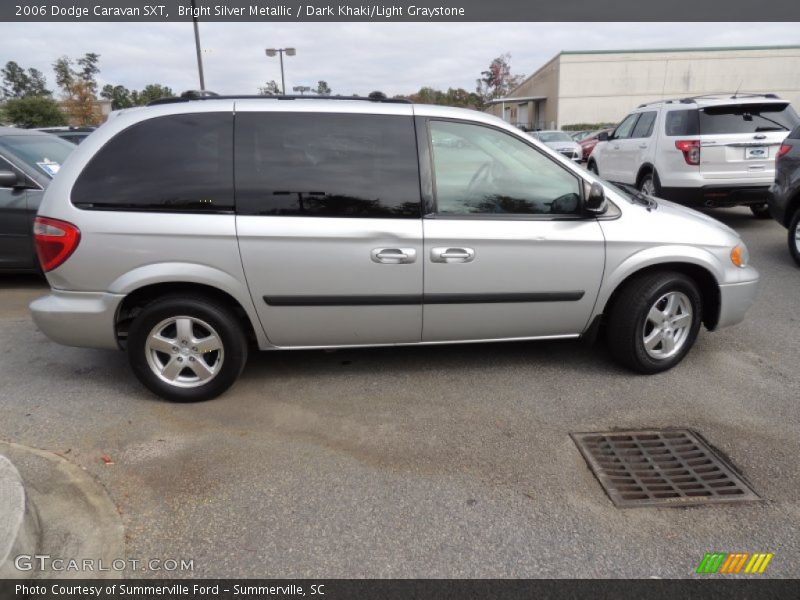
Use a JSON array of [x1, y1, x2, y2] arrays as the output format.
[[30, 290, 123, 350], [715, 275, 760, 330]]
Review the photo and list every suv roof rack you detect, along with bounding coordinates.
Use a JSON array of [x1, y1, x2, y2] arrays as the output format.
[[148, 90, 410, 106], [638, 92, 781, 108]]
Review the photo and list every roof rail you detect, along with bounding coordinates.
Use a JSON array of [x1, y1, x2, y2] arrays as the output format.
[[148, 90, 410, 106], [637, 92, 782, 109]]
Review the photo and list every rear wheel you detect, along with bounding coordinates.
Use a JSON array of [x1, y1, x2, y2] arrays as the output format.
[[587, 160, 598, 175], [638, 171, 660, 197], [750, 203, 771, 219], [127, 296, 248, 402], [789, 209, 800, 267], [606, 271, 702, 374]]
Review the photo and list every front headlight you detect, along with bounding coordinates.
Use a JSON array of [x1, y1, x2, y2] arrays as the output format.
[[730, 243, 750, 268]]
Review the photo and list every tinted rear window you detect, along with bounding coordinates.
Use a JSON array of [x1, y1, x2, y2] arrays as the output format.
[[72, 113, 233, 212], [235, 112, 420, 218], [665, 109, 700, 136], [699, 103, 799, 134]]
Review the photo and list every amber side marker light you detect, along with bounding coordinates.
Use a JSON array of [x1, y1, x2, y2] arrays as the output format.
[[730, 244, 749, 268]]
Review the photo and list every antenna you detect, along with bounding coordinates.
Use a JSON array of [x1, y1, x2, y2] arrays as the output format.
[[733, 80, 743, 99]]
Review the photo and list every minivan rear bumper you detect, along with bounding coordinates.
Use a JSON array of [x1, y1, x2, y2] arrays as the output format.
[[660, 185, 771, 208], [30, 290, 123, 350]]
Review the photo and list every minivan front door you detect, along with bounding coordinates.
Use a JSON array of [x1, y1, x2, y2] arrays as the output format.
[[421, 119, 604, 342], [234, 104, 423, 347]]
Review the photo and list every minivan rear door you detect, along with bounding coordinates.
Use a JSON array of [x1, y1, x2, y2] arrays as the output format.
[[234, 102, 424, 348], [698, 102, 799, 180]]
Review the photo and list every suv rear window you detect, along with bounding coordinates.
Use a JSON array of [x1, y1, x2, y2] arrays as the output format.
[[72, 113, 233, 212], [235, 112, 420, 218], [699, 103, 800, 135]]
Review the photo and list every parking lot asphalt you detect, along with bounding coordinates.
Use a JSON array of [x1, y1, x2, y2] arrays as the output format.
[[1, 207, 798, 579]]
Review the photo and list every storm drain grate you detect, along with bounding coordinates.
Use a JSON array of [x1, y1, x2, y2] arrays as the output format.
[[571, 429, 760, 508]]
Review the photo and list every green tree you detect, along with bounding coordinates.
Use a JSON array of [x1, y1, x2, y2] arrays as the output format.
[[3, 96, 67, 128], [315, 80, 332, 96], [258, 80, 281, 95], [132, 84, 175, 105], [101, 84, 134, 110], [1, 61, 52, 98]]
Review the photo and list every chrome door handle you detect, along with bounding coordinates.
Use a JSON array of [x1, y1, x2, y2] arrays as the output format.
[[430, 247, 475, 263], [371, 247, 416, 264]]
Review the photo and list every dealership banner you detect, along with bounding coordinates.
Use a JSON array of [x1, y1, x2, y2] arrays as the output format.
[[3, 0, 800, 21], [3, 579, 800, 599]]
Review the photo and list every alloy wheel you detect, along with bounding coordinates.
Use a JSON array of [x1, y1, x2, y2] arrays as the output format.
[[144, 316, 224, 388], [642, 291, 693, 360]]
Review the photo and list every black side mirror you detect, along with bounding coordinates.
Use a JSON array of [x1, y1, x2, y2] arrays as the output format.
[[0, 170, 21, 188], [585, 182, 607, 214], [598, 131, 610, 142]]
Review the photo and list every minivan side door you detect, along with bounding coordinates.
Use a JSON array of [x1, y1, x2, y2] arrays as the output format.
[[235, 104, 424, 347], [420, 118, 605, 342]]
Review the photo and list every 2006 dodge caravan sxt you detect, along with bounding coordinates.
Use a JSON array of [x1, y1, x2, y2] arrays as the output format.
[[30, 96, 759, 401]]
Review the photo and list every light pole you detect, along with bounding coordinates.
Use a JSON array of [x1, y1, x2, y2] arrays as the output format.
[[292, 85, 311, 96], [190, 0, 205, 90], [265, 47, 296, 95]]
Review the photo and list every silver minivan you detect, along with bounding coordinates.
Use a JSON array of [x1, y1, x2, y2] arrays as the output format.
[[30, 96, 759, 401]]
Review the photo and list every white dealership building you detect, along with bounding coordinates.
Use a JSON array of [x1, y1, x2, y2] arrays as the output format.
[[486, 45, 800, 130]]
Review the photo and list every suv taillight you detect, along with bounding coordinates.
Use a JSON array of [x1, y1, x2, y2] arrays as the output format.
[[777, 143, 791, 160], [33, 216, 81, 272], [675, 140, 701, 166]]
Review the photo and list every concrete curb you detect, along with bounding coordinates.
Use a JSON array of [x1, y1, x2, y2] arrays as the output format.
[[0, 454, 40, 579], [0, 442, 124, 580]]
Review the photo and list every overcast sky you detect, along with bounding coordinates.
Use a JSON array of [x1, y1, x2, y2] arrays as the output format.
[[1, 22, 798, 96]]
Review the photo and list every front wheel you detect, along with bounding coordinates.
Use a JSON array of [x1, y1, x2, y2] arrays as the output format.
[[789, 209, 800, 267], [127, 296, 248, 402], [606, 272, 703, 374], [750, 203, 771, 219]]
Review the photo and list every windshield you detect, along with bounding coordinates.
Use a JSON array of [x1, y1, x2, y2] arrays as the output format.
[[699, 103, 800, 134], [0, 134, 74, 178], [537, 131, 573, 143]]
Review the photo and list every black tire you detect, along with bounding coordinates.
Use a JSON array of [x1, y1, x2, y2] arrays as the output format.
[[750, 203, 771, 219], [127, 295, 248, 402], [606, 271, 703, 374], [638, 171, 660, 196], [789, 209, 800, 267], [587, 160, 598, 175]]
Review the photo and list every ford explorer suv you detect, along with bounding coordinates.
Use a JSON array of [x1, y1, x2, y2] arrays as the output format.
[[30, 95, 759, 402], [588, 94, 800, 218]]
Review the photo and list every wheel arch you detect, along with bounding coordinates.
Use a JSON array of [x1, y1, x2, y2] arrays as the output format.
[[635, 163, 658, 187], [109, 263, 268, 348], [784, 189, 800, 228], [597, 258, 722, 332]]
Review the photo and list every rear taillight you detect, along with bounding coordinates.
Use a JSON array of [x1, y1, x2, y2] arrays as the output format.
[[777, 143, 791, 160], [675, 140, 701, 166], [33, 216, 81, 272]]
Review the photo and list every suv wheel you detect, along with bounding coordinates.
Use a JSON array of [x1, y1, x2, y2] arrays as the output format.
[[127, 296, 248, 402], [789, 209, 800, 267], [587, 161, 598, 175], [750, 203, 772, 219], [606, 271, 702, 374], [638, 172, 659, 197]]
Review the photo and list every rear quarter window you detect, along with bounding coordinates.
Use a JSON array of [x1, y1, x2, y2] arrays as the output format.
[[664, 109, 700, 136], [71, 113, 233, 212]]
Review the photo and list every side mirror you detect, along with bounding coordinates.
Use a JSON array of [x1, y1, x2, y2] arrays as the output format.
[[598, 131, 610, 142], [585, 182, 608, 214], [0, 170, 21, 188]]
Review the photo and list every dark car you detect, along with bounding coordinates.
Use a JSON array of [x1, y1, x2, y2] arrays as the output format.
[[35, 126, 95, 145], [579, 127, 614, 161], [769, 125, 800, 266], [0, 128, 75, 272]]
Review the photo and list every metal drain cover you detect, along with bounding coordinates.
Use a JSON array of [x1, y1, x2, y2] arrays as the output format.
[[571, 429, 760, 508]]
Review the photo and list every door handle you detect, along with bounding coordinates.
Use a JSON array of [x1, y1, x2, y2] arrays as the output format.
[[638, 143, 648, 149], [613, 144, 620, 150], [370, 247, 416, 264], [430, 247, 475, 263]]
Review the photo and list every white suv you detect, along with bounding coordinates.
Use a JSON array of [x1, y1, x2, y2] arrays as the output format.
[[588, 94, 800, 218]]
